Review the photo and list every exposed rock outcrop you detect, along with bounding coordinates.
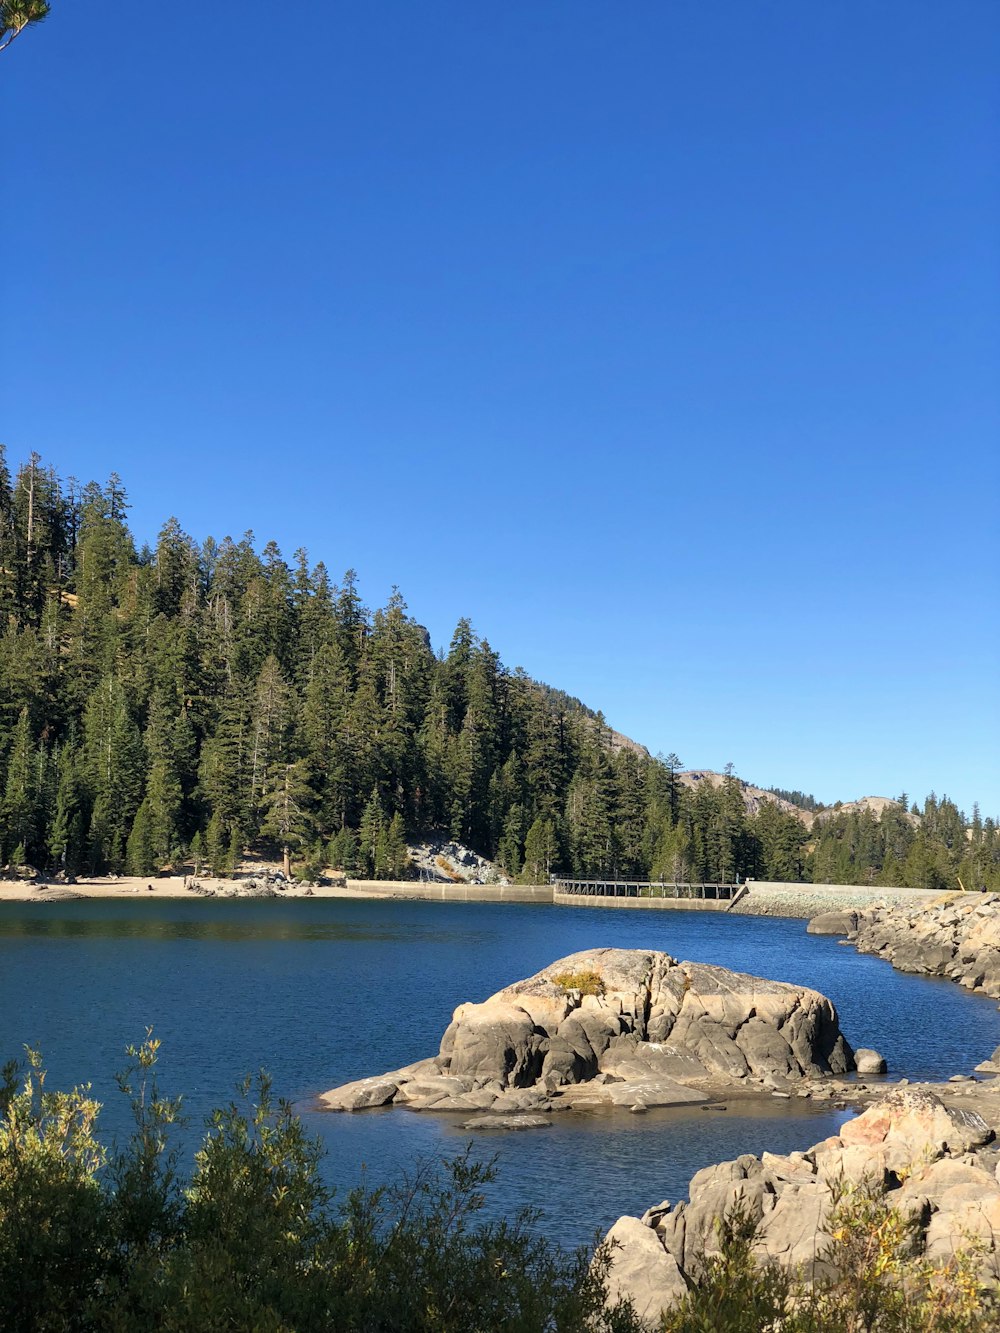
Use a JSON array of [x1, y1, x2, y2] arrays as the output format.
[[406, 837, 508, 885], [320, 948, 856, 1118], [605, 1088, 999, 1320], [810, 894, 1000, 999]]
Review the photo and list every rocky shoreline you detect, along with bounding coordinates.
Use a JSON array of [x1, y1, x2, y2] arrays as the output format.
[[604, 1082, 1000, 1320], [808, 892, 1000, 1000], [599, 893, 1000, 1321]]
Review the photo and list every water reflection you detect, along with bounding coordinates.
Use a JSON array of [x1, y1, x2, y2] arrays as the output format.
[[0, 903, 487, 945]]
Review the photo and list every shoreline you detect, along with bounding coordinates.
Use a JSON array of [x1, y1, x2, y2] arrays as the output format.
[[0, 874, 360, 902], [0, 875, 948, 916]]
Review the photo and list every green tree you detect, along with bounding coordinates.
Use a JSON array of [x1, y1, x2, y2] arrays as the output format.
[[301, 640, 353, 832], [260, 760, 315, 878], [383, 811, 409, 879], [358, 788, 386, 878], [125, 800, 156, 876], [248, 654, 295, 828], [0, 0, 49, 54], [82, 675, 145, 872], [1, 707, 39, 863], [204, 810, 228, 876], [143, 692, 187, 867], [47, 740, 86, 874], [520, 815, 557, 883], [497, 802, 527, 877], [326, 825, 359, 874]]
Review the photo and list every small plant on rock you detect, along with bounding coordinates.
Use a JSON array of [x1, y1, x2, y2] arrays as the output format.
[[551, 970, 605, 997]]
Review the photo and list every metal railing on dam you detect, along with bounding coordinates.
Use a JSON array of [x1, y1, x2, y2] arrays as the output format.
[[553, 878, 741, 902]]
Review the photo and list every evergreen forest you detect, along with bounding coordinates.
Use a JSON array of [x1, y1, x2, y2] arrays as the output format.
[[1, 450, 997, 891]]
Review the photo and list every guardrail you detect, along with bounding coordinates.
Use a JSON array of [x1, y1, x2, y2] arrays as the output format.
[[553, 879, 739, 901]]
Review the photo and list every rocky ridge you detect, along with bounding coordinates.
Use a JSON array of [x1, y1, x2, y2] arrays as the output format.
[[676, 771, 813, 825], [676, 773, 920, 832], [604, 1086, 1000, 1322], [320, 948, 857, 1124]]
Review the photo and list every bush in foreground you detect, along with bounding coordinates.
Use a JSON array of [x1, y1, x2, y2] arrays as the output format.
[[0, 1037, 642, 1332]]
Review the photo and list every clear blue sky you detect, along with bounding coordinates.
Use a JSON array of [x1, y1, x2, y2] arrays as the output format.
[[4, 2, 998, 816]]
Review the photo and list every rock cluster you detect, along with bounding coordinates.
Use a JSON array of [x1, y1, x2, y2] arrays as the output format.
[[809, 894, 1000, 999], [320, 948, 856, 1124], [604, 1088, 1000, 1321], [191, 875, 280, 899], [406, 838, 507, 885]]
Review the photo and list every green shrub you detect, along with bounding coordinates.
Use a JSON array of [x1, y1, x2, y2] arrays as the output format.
[[0, 1038, 643, 1332], [550, 970, 605, 996]]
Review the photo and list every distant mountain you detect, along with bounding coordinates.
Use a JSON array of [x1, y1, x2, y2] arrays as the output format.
[[672, 773, 921, 832], [811, 796, 919, 827], [676, 770, 818, 826]]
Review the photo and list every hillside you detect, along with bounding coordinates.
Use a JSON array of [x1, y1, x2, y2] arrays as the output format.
[[0, 449, 995, 894]]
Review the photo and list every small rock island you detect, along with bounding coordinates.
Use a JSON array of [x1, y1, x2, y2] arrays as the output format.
[[320, 947, 859, 1125]]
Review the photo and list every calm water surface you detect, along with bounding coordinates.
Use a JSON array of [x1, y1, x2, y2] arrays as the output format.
[[2, 898, 998, 1247]]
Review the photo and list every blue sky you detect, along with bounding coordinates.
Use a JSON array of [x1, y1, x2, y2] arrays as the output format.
[[4, 2, 998, 815]]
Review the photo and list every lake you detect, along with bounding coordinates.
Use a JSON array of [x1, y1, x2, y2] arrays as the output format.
[[2, 897, 998, 1249]]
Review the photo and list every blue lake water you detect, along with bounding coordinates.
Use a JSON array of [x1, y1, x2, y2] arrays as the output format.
[[2, 898, 998, 1248]]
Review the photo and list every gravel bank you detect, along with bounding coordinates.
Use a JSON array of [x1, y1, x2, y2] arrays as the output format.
[[730, 883, 942, 920]]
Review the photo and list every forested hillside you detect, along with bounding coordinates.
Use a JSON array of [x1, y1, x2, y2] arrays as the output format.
[[0, 450, 996, 890]]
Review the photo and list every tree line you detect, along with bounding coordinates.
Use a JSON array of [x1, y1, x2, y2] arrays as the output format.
[[0, 449, 996, 890]]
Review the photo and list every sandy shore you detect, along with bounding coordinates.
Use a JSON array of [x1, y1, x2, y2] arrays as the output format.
[[0, 874, 361, 902]]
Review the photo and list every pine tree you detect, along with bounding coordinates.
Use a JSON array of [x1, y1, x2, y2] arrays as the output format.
[[520, 816, 557, 884], [48, 740, 86, 874], [248, 655, 295, 827], [384, 812, 409, 879], [143, 692, 185, 866], [497, 803, 526, 878], [125, 800, 156, 875], [204, 810, 227, 876], [260, 760, 315, 878], [327, 826, 359, 874], [301, 641, 353, 831], [333, 568, 368, 682], [358, 788, 386, 878], [82, 676, 145, 872], [1, 707, 38, 863]]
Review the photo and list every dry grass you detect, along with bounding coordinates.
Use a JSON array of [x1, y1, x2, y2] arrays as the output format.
[[435, 855, 465, 883]]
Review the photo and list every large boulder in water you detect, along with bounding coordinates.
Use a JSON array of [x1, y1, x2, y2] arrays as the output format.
[[807, 909, 859, 936], [319, 947, 857, 1115]]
